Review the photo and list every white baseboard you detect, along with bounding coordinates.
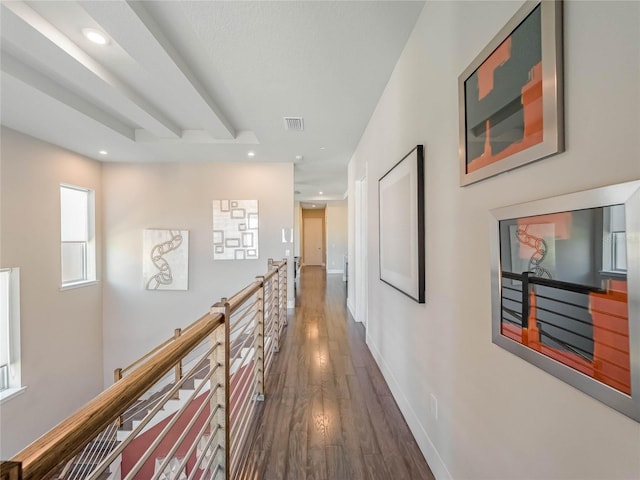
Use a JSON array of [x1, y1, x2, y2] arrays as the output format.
[[346, 298, 356, 321], [366, 339, 451, 480], [326, 269, 344, 274]]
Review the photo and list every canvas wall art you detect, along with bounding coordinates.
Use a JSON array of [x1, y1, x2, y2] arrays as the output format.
[[213, 200, 259, 260], [458, 0, 564, 186], [143, 229, 189, 290], [378, 145, 425, 303]]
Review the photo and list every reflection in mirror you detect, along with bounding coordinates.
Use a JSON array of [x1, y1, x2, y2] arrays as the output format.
[[498, 205, 630, 395]]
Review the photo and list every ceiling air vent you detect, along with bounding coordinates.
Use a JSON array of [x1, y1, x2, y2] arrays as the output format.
[[284, 117, 304, 131]]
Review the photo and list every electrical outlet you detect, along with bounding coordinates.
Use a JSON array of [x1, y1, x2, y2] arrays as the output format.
[[285, 249, 290, 256], [429, 393, 438, 420]]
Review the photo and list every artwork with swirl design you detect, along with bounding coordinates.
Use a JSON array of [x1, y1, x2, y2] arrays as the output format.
[[143, 229, 189, 290], [508, 223, 555, 279]]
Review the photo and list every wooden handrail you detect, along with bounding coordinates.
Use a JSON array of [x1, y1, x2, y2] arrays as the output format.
[[118, 311, 211, 377], [222, 281, 262, 313], [0, 461, 21, 480], [118, 336, 173, 378], [264, 267, 278, 281], [222, 258, 286, 312], [11, 312, 224, 480], [270, 260, 286, 269]]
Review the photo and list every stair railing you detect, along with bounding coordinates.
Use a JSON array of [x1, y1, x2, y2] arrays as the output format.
[[3, 259, 288, 480]]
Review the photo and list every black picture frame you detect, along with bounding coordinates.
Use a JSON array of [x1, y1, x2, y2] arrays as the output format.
[[378, 145, 425, 303]]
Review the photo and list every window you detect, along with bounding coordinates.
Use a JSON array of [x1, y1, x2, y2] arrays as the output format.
[[603, 204, 627, 273], [1, 267, 22, 402], [60, 184, 96, 287]]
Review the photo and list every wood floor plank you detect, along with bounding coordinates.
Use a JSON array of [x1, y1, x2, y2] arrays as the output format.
[[378, 395, 414, 441], [402, 440, 438, 480], [282, 386, 310, 480], [325, 445, 349, 480], [263, 387, 294, 479], [306, 446, 327, 480], [336, 396, 368, 478], [367, 363, 393, 398], [238, 268, 434, 479], [320, 379, 343, 447], [363, 453, 393, 480], [344, 375, 380, 455]]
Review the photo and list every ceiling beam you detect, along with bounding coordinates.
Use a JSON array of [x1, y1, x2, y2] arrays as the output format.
[[126, 1, 236, 140], [2, 1, 182, 139], [1, 49, 135, 141], [79, 0, 236, 140]]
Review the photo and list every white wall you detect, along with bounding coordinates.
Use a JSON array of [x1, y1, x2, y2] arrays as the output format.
[[0, 128, 104, 458], [325, 200, 348, 274], [348, 1, 640, 479], [102, 162, 294, 386], [293, 201, 301, 258]]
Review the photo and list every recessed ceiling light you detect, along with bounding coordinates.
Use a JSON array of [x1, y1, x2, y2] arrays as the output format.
[[320, 146, 326, 150], [82, 28, 109, 45], [319, 191, 323, 195], [247, 151, 255, 157], [99, 150, 108, 155]]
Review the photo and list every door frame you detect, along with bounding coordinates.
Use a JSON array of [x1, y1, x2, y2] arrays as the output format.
[[354, 175, 368, 327], [301, 208, 326, 266]]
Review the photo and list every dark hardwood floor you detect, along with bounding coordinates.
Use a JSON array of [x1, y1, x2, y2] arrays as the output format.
[[237, 266, 434, 480]]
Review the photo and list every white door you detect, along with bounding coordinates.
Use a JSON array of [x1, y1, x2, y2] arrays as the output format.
[[303, 217, 324, 265]]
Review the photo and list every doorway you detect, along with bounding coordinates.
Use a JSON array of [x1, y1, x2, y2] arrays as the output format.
[[302, 208, 326, 266], [354, 176, 368, 327]]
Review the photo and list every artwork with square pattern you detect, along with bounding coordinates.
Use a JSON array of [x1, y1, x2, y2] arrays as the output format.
[[213, 200, 259, 260]]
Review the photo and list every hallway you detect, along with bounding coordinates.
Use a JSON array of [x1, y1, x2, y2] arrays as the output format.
[[239, 267, 434, 479]]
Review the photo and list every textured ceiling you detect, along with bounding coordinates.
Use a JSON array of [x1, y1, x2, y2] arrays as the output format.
[[1, 0, 425, 201]]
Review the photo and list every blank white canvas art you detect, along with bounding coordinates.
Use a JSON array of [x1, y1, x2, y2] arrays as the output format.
[[143, 229, 189, 290], [213, 200, 259, 260]]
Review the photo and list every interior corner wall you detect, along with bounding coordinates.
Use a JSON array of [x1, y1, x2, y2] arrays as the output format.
[[348, 1, 640, 479], [0, 128, 104, 458], [101, 162, 294, 386], [325, 200, 348, 274]]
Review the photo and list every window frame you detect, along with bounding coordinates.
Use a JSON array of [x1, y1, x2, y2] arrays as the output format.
[[602, 204, 627, 274], [60, 184, 97, 289], [0, 267, 25, 404]]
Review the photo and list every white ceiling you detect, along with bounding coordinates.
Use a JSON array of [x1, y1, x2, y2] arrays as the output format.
[[1, 0, 424, 201]]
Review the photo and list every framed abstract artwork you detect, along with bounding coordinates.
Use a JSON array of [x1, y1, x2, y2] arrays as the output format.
[[458, 0, 564, 186], [490, 180, 640, 421], [378, 145, 425, 303], [143, 229, 189, 290], [213, 200, 259, 260]]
